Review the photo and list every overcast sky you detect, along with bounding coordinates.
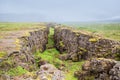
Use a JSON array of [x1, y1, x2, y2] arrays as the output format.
[[0, 0, 120, 22]]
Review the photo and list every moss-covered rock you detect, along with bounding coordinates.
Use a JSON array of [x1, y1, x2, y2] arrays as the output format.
[[54, 25, 120, 61], [0, 52, 7, 59], [75, 58, 118, 80]]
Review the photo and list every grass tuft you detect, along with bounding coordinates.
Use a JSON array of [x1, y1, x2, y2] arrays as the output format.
[[6, 66, 28, 76]]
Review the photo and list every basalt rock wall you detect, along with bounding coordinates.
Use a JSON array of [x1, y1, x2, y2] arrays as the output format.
[[74, 58, 120, 80], [54, 26, 120, 61], [18, 27, 49, 67], [0, 26, 49, 71]]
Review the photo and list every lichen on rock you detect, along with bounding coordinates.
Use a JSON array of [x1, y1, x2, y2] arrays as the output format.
[[74, 58, 119, 80], [54, 25, 120, 61]]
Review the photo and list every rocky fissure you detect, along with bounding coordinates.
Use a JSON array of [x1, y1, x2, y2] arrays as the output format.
[[0, 26, 49, 71], [54, 26, 120, 61], [74, 58, 120, 80], [54, 25, 120, 80], [0, 24, 120, 80]]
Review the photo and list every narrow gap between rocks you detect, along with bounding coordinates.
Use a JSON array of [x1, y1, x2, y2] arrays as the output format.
[[34, 27, 84, 80]]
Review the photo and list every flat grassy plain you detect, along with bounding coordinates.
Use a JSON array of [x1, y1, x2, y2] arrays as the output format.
[[0, 22, 46, 39], [0, 22, 44, 31], [71, 23, 120, 41]]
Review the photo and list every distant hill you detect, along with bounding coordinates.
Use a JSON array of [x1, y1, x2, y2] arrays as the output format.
[[99, 16, 120, 23]]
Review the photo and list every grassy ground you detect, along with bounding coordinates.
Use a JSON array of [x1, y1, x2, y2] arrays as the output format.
[[0, 22, 46, 31], [74, 23, 120, 41], [34, 27, 84, 80], [0, 22, 46, 39]]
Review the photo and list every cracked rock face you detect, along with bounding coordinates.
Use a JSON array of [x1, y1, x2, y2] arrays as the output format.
[[0, 26, 49, 72], [109, 61, 120, 80], [54, 26, 120, 61], [75, 58, 120, 80], [37, 64, 65, 80]]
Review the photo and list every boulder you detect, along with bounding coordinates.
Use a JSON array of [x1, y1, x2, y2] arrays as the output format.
[[37, 64, 65, 80], [109, 61, 120, 80], [75, 58, 118, 80]]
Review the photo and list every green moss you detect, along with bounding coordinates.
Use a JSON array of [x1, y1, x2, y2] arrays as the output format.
[[46, 27, 54, 49], [89, 38, 98, 43], [0, 51, 7, 58], [59, 41, 65, 47], [49, 27, 54, 36], [0, 57, 14, 69], [114, 53, 120, 60], [103, 52, 112, 58], [6, 66, 28, 76], [34, 48, 63, 68], [19, 54, 26, 60], [78, 47, 87, 55], [24, 31, 30, 36], [75, 33, 80, 36], [78, 51, 83, 55], [85, 76, 95, 80], [65, 61, 85, 80], [14, 39, 21, 50], [79, 47, 87, 52], [0, 70, 4, 75], [114, 46, 120, 60]]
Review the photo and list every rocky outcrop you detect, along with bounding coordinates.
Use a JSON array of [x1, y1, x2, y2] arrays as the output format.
[[0, 64, 65, 80], [74, 58, 120, 80], [54, 26, 120, 61], [37, 64, 65, 80], [109, 61, 120, 80], [0, 26, 49, 72]]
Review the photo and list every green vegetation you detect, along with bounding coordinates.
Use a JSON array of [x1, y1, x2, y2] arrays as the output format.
[[85, 76, 95, 80], [65, 61, 84, 80], [6, 66, 28, 76], [34, 27, 62, 68], [59, 41, 65, 47], [63, 22, 120, 41], [0, 57, 14, 69], [35, 48, 62, 68], [89, 38, 98, 43], [34, 27, 84, 80], [0, 51, 7, 58], [79, 47, 87, 52], [115, 53, 120, 61], [1, 22, 119, 79], [74, 23, 120, 41], [46, 27, 55, 48], [0, 22, 46, 39], [114, 47, 120, 60], [0, 22, 44, 31]]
